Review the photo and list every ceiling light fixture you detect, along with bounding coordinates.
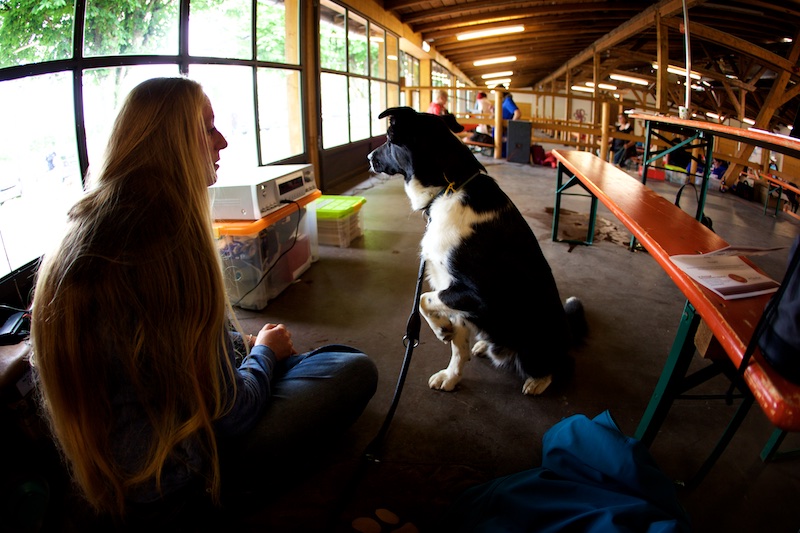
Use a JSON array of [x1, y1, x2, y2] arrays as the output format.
[[422, 41, 430, 52], [473, 56, 517, 67], [457, 25, 524, 41], [482, 71, 513, 79], [609, 73, 649, 86], [486, 78, 512, 87], [652, 64, 702, 80], [586, 82, 617, 90], [571, 85, 594, 93]]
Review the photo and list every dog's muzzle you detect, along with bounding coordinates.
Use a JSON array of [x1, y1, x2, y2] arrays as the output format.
[[367, 146, 387, 175]]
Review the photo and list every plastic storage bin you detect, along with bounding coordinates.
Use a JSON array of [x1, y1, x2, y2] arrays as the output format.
[[314, 195, 366, 247], [214, 199, 318, 310]]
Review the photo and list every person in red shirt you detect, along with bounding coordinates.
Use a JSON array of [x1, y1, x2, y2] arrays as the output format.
[[427, 89, 449, 115]]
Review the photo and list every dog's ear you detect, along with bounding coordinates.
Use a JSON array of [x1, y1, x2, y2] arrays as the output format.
[[440, 113, 465, 134], [378, 106, 417, 120]]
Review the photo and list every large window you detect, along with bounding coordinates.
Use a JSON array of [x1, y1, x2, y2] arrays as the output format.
[[319, 0, 399, 149], [431, 61, 454, 114], [400, 51, 420, 109], [0, 73, 84, 273], [0, 0, 305, 278], [455, 80, 476, 116]]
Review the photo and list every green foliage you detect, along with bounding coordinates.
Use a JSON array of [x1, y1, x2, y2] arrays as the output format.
[[256, 3, 286, 63], [1, 1, 360, 71], [0, 0, 75, 66]]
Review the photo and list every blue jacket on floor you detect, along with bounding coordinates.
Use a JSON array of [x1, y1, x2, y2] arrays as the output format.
[[445, 410, 691, 532]]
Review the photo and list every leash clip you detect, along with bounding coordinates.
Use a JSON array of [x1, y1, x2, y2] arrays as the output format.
[[403, 334, 420, 348]]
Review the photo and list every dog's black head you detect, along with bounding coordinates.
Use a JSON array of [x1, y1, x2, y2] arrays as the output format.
[[368, 106, 486, 210]]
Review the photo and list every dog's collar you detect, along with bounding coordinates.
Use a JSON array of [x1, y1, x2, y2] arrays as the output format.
[[423, 171, 483, 217], [442, 170, 482, 197], [429, 170, 483, 205]]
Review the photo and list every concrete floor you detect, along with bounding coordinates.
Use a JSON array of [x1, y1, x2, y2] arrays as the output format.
[[48, 148, 800, 532], [225, 150, 800, 532]]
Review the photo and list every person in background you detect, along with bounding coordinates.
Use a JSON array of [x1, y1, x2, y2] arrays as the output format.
[[30, 77, 378, 528], [664, 133, 693, 171], [769, 155, 779, 178], [474, 91, 494, 135], [611, 113, 636, 168], [710, 158, 729, 179], [427, 89, 450, 115], [501, 91, 521, 120]]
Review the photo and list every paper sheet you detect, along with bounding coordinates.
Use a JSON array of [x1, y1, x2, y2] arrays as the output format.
[[670, 252, 780, 300]]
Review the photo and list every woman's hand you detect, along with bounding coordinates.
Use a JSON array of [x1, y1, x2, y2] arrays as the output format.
[[252, 323, 296, 361]]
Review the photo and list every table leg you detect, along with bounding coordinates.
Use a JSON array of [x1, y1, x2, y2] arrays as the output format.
[[635, 300, 700, 446], [552, 163, 597, 245], [763, 185, 771, 215], [696, 132, 714, 221], [761, 428, 788, 462], [552, 162, 565, 242], [683, 392, 754, 488]]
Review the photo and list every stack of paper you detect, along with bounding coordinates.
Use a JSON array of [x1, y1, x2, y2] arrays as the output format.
[[670, 246, 782, 300]]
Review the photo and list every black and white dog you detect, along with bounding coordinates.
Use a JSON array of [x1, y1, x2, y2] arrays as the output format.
[[368, 107, 585, 395]]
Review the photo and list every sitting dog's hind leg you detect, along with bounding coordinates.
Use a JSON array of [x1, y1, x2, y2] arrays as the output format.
[[471, 339, 490, 358], [522, 375, 552, 396], [420, 290, 455, 343]]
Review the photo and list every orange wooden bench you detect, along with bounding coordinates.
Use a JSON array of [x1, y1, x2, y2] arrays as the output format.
[[550, 148, 800, 485], [462, 138, 495, 156], [760, 173, 800, 219]]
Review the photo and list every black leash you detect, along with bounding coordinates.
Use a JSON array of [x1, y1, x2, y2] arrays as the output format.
[[364, 256, 426, 460], [361, 175, 484, 457], [326, 256, 426, 531]]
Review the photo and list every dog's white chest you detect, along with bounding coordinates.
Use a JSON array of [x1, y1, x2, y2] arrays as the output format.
[[421, 194, 494, 290]]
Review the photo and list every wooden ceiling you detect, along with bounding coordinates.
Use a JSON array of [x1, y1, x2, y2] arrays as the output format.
[[384, 0, 800, 131]]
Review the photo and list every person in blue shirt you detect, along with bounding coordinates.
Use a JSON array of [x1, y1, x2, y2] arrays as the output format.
[[501, 91, 521, 120], [31, 77, 378, 528], [710, 158, 728, 179]]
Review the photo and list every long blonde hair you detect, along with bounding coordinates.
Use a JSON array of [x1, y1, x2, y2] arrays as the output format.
[[32, 77, 236, 516]]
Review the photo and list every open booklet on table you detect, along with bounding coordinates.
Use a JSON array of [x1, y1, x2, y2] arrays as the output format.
[[669, 246, 784, 300]]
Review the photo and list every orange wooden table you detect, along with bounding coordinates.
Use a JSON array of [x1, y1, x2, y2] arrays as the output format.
[[631, 113, 800, 161], [551, 149, 800, 485]]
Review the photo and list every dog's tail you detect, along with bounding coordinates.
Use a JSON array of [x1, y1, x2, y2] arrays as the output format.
[[564, 296, 588, 345]]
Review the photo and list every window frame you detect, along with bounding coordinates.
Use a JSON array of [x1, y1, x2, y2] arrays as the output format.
[[0, 0, 307, 288], [318, 0, 401, 147]]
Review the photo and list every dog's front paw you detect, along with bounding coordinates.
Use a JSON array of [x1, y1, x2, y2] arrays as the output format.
[[522, 375, 552, 396], [429, 369, 460, 391]]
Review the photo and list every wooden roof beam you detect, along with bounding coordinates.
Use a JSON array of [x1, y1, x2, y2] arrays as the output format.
[[537, 0, 704, 87]]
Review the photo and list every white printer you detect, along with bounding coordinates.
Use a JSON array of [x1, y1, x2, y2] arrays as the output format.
[[209, 164, 318, 220]]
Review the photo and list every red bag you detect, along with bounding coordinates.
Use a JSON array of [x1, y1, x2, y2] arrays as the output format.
[[530, 144, 546, 165]]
